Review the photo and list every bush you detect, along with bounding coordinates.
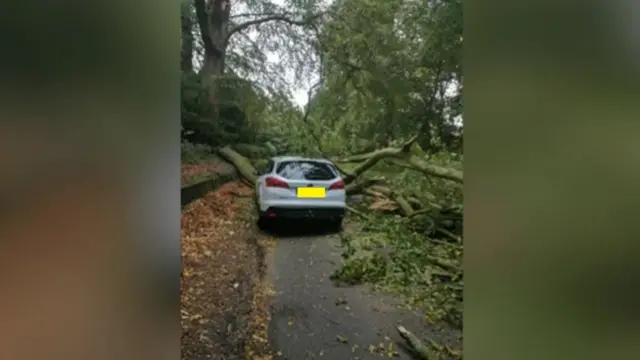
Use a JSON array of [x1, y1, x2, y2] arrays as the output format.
[[181, 141, 215, 164], [181, 73, 260, 148]]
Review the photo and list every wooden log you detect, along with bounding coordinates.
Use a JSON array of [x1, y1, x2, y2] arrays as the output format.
[[217, 146, 258, 185]]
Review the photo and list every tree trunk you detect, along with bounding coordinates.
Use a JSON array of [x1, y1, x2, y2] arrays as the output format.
[[193, 0, 321, 122], [217, 146, 258, 184], [181, 3, 194, 73], [194, 0, 230, 76], [194, 0, 231, 119]]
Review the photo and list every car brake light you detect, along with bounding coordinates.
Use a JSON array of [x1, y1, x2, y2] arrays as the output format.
[[265, 176, 289, 188], [328, 179, 345, 190]]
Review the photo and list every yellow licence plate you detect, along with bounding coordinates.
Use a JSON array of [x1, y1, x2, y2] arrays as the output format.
[[297, 187, 326, 198]]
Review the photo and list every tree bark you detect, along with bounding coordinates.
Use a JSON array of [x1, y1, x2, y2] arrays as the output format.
[[338, 135, 463, 185], [396, 326, 435, 360], [217, 146, 258, 184], [194, 0, 323, 116], [341, 135, 418, 183], [181, 3, 194, 73], [194, 0, 230, 75], [345, 177, 385, 195], [194, 0, 231, 119], [396, 326, 461, 360], [405, 155, 463, 184]]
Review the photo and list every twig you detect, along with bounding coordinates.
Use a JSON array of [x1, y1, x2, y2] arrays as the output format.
[[396, 326, 435, 360], [397, 326, 462, 360], [346, 205, 371, 221], [435, 227, 462, 243], [426, 255, 459, 273]]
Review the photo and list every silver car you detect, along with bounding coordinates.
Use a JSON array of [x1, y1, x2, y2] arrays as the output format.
[[254, 156, 346, 230]]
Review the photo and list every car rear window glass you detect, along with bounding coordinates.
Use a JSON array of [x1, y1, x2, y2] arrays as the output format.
[[275, 161, 336, 180]]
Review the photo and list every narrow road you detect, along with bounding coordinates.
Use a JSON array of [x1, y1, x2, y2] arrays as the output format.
[[266, 222, 458, 360]]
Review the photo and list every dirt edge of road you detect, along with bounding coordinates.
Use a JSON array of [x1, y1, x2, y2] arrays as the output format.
[[181, 180, 276, 360]]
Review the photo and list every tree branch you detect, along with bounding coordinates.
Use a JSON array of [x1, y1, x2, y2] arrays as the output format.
[[300, 80, 355, 178], [225, 13, 323, 43], [342, 136, 418, 184], [230, 11, 293, 19], [310, 24, 368, 75]]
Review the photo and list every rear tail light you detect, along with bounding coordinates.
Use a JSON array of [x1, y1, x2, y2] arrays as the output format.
[[265, 176, 289, 188], [328, 179, 345, 190]]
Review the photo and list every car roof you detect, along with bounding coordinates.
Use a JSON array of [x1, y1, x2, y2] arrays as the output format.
[[270, 156, 334, 164]]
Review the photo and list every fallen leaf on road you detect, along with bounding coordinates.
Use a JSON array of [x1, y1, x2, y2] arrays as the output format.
[[336, 334, 348, 343]]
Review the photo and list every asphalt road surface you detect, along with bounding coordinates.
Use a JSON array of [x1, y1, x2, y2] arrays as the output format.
[[266, 222, 459, 360]]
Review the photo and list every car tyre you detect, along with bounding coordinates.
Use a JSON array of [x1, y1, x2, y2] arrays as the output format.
[[257, 215, 271, 231], [328, 217, 343, 233]]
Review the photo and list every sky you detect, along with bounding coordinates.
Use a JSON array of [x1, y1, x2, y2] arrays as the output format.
[[240, 0, 322, 109], [264, 51, 312, 108]]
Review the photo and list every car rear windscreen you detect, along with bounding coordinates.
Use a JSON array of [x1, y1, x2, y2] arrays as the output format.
[[275, 161, 336, 180]]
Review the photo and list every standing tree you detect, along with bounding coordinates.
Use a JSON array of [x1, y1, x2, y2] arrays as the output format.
[[193, 0, 325, 117], [181, 1, 195, 74]]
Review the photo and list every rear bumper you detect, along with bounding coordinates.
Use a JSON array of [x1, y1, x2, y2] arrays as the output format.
[[263, 206, 345, 219]]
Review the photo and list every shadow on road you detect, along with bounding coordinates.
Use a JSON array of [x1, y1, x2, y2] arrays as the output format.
[[258, 219, 340, 238]]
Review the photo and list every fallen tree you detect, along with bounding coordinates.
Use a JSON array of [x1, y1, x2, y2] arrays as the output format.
[[345, 177, 386, 195], [338, 135, 463, 185], [341, 135, 420, 183], [217, 143, 463, 356], [217, 145, 415, 217], [364, 187, 414, 216], [397, 326, 461, 360], [218, 146, 258, 185], [215, 141, 462, 223]]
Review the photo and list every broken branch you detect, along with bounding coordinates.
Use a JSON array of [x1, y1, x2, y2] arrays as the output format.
[[217, 146, 258, 185], [406, 155, 463, 184], [345, 177, 386, 195], [346, 205, 371, 221], [397, 325, 461, 360], [343, 136, 418, 184], [436, 227, 462, 243], [338, 135, 463, 185], [396, 326, 436, 360], [426, 255, 460, 273]]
